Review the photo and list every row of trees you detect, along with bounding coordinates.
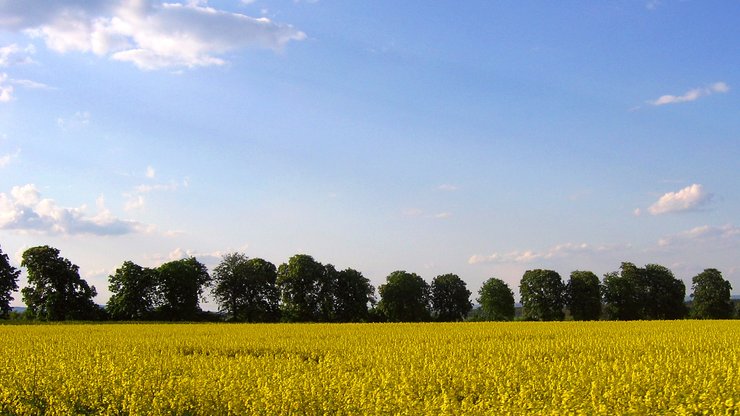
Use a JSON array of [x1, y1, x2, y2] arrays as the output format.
[[1, 245, 737, 322]]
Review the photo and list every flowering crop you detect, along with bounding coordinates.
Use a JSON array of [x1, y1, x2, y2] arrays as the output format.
[[0, 321, 737, 414]]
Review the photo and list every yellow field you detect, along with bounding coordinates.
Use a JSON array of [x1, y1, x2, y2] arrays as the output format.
[[0, 321, 738, 415]]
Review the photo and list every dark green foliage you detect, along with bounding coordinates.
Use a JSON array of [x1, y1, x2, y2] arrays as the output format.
[[643, 264, 686, 320], [377, 271, 430, 322], [602, 262, 686, 320], [333, 267, 375, 322], [477, 277, 515, 321], [106, 261, 157, 320], [565, 270, 602, 321], [0, 245, 20, 318], [276, 254, 326, 322], [601, 262, 645, 321], [690, 269, 734, 319], [20, 246, 98, 321], [155, 257, 210, 321], [430, 273, 472, 321], [212, 253, 280, 322], [520, 269, 565, 321]]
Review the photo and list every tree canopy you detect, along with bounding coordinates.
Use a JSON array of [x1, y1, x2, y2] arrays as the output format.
[[212, 253, 280, 322], [276, 254, 326, 322], [20, 246, 99, 321], [377, 271, 430, 322], [430, 273, 472, 321], [602, 262, 687, 321], [690, 268, 734, 319], [155, 257, 211, 321], [520, 269, 565, 321], [106, 261, 158, 320], [565, 271, 601, 321], [477, 277, 515, 321], [0, 245, 20, 319]]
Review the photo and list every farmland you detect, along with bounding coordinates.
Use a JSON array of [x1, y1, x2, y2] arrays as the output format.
[[1, 321, 738, 415]]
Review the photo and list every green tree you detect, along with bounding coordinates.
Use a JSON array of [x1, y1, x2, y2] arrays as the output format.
[[317, 263, 338, 322], [106, 261, 157, 320], [0, 245, 20, 319], [20, 246, 99, 321], [276, 254, 325, 322], [520, 269, 565, 321], [601, 262, 645, 321], [430, 273, 472, 321], [643, 264, 686, 320], [212, 253, 280, 322], [565, 270, 602, 321], [477, 277, 515, 321], [155, 257, 210, 321], [334, 267, 375, 322], [690, 268, 734, 319], [377, 271, 430, 322]]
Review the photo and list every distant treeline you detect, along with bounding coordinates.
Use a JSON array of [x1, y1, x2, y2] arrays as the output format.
[[1, 245, 738, 322]]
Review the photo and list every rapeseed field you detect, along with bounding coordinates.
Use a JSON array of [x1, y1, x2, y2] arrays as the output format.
[[0, 321, 737, 415]]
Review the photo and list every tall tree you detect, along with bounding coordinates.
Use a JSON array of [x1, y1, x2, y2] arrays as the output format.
[[333, 267, 375, 322], [21, 246, 98, 321], [276, 254, 325, 322], [430, 273, 472, 321], [477, 277, 515, 321], [106, 261, 158, 320], [212, 253, 280, 322], [0, 245, 20, 319], [565, 270, 602, 321], [601, 262, 645, 321], [643, 264, 686, 320], [690, 268, 734, 319], [377, 270, 430, 322], [317, 263, 338, 322], [156, 257, 210, 321], [520, 269, 565, 321]]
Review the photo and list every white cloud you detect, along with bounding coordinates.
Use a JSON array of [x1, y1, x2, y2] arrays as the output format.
[[124, 177, 186, 211], [437, 184, 458, 192], [1, 0, 306, 70], [468, 242, 629, 265], [0, 184, 151, 235], [646, 0, 661, 10], [0, 73, 14, 102], [647, 184, 712, 215], [649, 82, 730, 106], [658, 224, 740, 248], [433, 212, 452, 219], [57, 111, 91, 130], [0, 149, 21, 168], [0, 44, 35, 66]]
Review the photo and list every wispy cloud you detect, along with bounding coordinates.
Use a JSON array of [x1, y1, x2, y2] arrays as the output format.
[[0, 44, 35, 67], [649, 82, 729, 106], [402, 208, 452, 219], [57, 111, 91, 130], [0, 149, 21, 168], [124, 175, 187, 211], [468, 242, 629, 265], [437, 184, 458, 192], [0, 184, 151, 235], [0, 1, 306, 70], [646, 184, 713, 215], [658, 224, 740, 248], [0, 73, 13, 102]]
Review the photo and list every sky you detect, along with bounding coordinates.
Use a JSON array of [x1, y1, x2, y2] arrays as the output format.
[[1, 0, 738, 310]]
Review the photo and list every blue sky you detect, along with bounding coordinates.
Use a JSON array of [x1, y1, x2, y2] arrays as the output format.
[[1, 0, 738, 308]]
